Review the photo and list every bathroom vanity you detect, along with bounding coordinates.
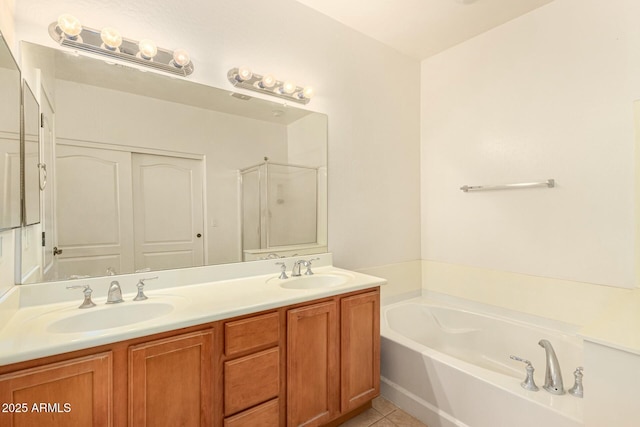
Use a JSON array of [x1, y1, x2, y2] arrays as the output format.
[[0, 261, 382, 427]]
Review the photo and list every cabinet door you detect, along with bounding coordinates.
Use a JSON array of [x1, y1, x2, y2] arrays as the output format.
[[0, 352, 112, 427], [129, 329, 214, 427], [287, 300, 339, 427], [341, 290, 380, 412]]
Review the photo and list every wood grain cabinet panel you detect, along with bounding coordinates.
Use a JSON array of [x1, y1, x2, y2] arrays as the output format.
[[223, 398, 279, 427], [128, 329, 214, 427], [287, 300, 339, 427], [224, 311, 279, 357], [224, 347, 279, 416], [341, 290, 380, 412], [0, 352, 112, 427]]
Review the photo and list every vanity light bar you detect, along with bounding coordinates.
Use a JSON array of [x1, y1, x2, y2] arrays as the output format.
[[227, 67, 314, 105], [48, 15, 194, 77]]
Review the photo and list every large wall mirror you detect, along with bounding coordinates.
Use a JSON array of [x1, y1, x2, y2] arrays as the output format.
[[0, 32, 22, 231], [20, 42, 327, 283]]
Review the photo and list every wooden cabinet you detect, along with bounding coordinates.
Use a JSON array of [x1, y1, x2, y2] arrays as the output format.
[[287, 300, 340, 427], [222, 310, 284, 427], [223, 398, 279, 427], [224, 347, 280, 416], [224, 311, 280, 357], [128, 329, 214, 427], [0, 352, 112, 427], [0, 286, 380, 427], [341, 291, 380, 412], [287, 288, 381, 427]]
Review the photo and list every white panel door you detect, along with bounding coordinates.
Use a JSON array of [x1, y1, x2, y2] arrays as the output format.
[[132, 153, 204, 271], [55, 144, 134, 278]]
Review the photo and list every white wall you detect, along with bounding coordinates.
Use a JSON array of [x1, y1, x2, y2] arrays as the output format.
[[0, 0, 15, 52], [421, 0, 640, 289], [13, 0, 422, 273]]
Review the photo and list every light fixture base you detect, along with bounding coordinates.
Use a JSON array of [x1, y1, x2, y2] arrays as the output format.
[[48, 22, 194, 77], [227, 68, 310, 105]]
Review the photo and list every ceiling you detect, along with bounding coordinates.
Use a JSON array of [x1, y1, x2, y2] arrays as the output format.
[[293, 0, 554, 59]]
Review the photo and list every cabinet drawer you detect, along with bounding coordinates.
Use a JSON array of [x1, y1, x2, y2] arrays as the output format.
[[224, 347, 280, 416], [224, 398, 279, 427], [224, 311, 279, 356]]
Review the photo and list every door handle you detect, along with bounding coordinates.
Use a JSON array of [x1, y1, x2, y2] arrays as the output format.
[[196, 233, 202, 238], [53, 246, 63, 256]]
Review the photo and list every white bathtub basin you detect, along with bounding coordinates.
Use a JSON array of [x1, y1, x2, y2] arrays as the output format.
[[47, 302, 175, 333], [380, 296, 583, 427]]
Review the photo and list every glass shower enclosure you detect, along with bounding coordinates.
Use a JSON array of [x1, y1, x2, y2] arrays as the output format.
[[240, 161, 318, 258]]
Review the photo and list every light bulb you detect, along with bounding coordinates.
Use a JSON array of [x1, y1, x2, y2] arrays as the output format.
[[259, 74, 276, 89], [237, 66, 253, 82], [281, 81, 296, 95], [301, 86, 314, 99], [138, 39, 158, 60], [172, 49, 191, 67], [100, 27, 122, 50], [57, 14, 82, 38]]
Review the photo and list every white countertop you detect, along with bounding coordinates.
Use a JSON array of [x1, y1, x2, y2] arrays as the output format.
[[0, 263, 385, 366]]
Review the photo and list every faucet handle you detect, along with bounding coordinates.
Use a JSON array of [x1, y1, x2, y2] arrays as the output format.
[[275, 262, 288, 279], [510, 355, 539, 391], [134, 276, 158, 301], [303, 257, 320, 275], [67, 285, 96, 309], [568, 367, 583, 398]]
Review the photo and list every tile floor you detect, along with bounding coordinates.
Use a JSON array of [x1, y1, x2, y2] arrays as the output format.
[[338, 396, 428, 427]]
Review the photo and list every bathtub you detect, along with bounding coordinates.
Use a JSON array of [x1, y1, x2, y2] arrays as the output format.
[[380, 296, 583, 427]]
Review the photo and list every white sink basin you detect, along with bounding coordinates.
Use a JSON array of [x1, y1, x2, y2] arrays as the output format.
[[47, 302, 174, 334], [276, 273, 351, 290]]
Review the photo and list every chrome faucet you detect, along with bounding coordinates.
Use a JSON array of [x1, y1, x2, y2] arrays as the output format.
[[291, 260, 306, 277], [538, 339, 564, 395], [106, 280, 124, 304], [291, 258, 320, 277]]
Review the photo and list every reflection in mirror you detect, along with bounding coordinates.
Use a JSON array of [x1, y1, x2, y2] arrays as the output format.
[[22, 81, 40, 226], [0, 32, 21, 230], [20, 42, 327, 283]]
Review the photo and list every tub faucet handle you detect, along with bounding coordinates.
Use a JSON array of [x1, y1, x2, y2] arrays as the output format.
[[568, 367, 583, 398], [510, 355, 539, 392], [275, 262, 288, 279]]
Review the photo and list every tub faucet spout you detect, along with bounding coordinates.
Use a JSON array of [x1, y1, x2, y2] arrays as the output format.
[[538, 339, 564, 395]]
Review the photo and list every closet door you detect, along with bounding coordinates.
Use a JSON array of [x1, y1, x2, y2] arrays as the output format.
[[132, 153, 204, 271], [55, 144, 134, 278]]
